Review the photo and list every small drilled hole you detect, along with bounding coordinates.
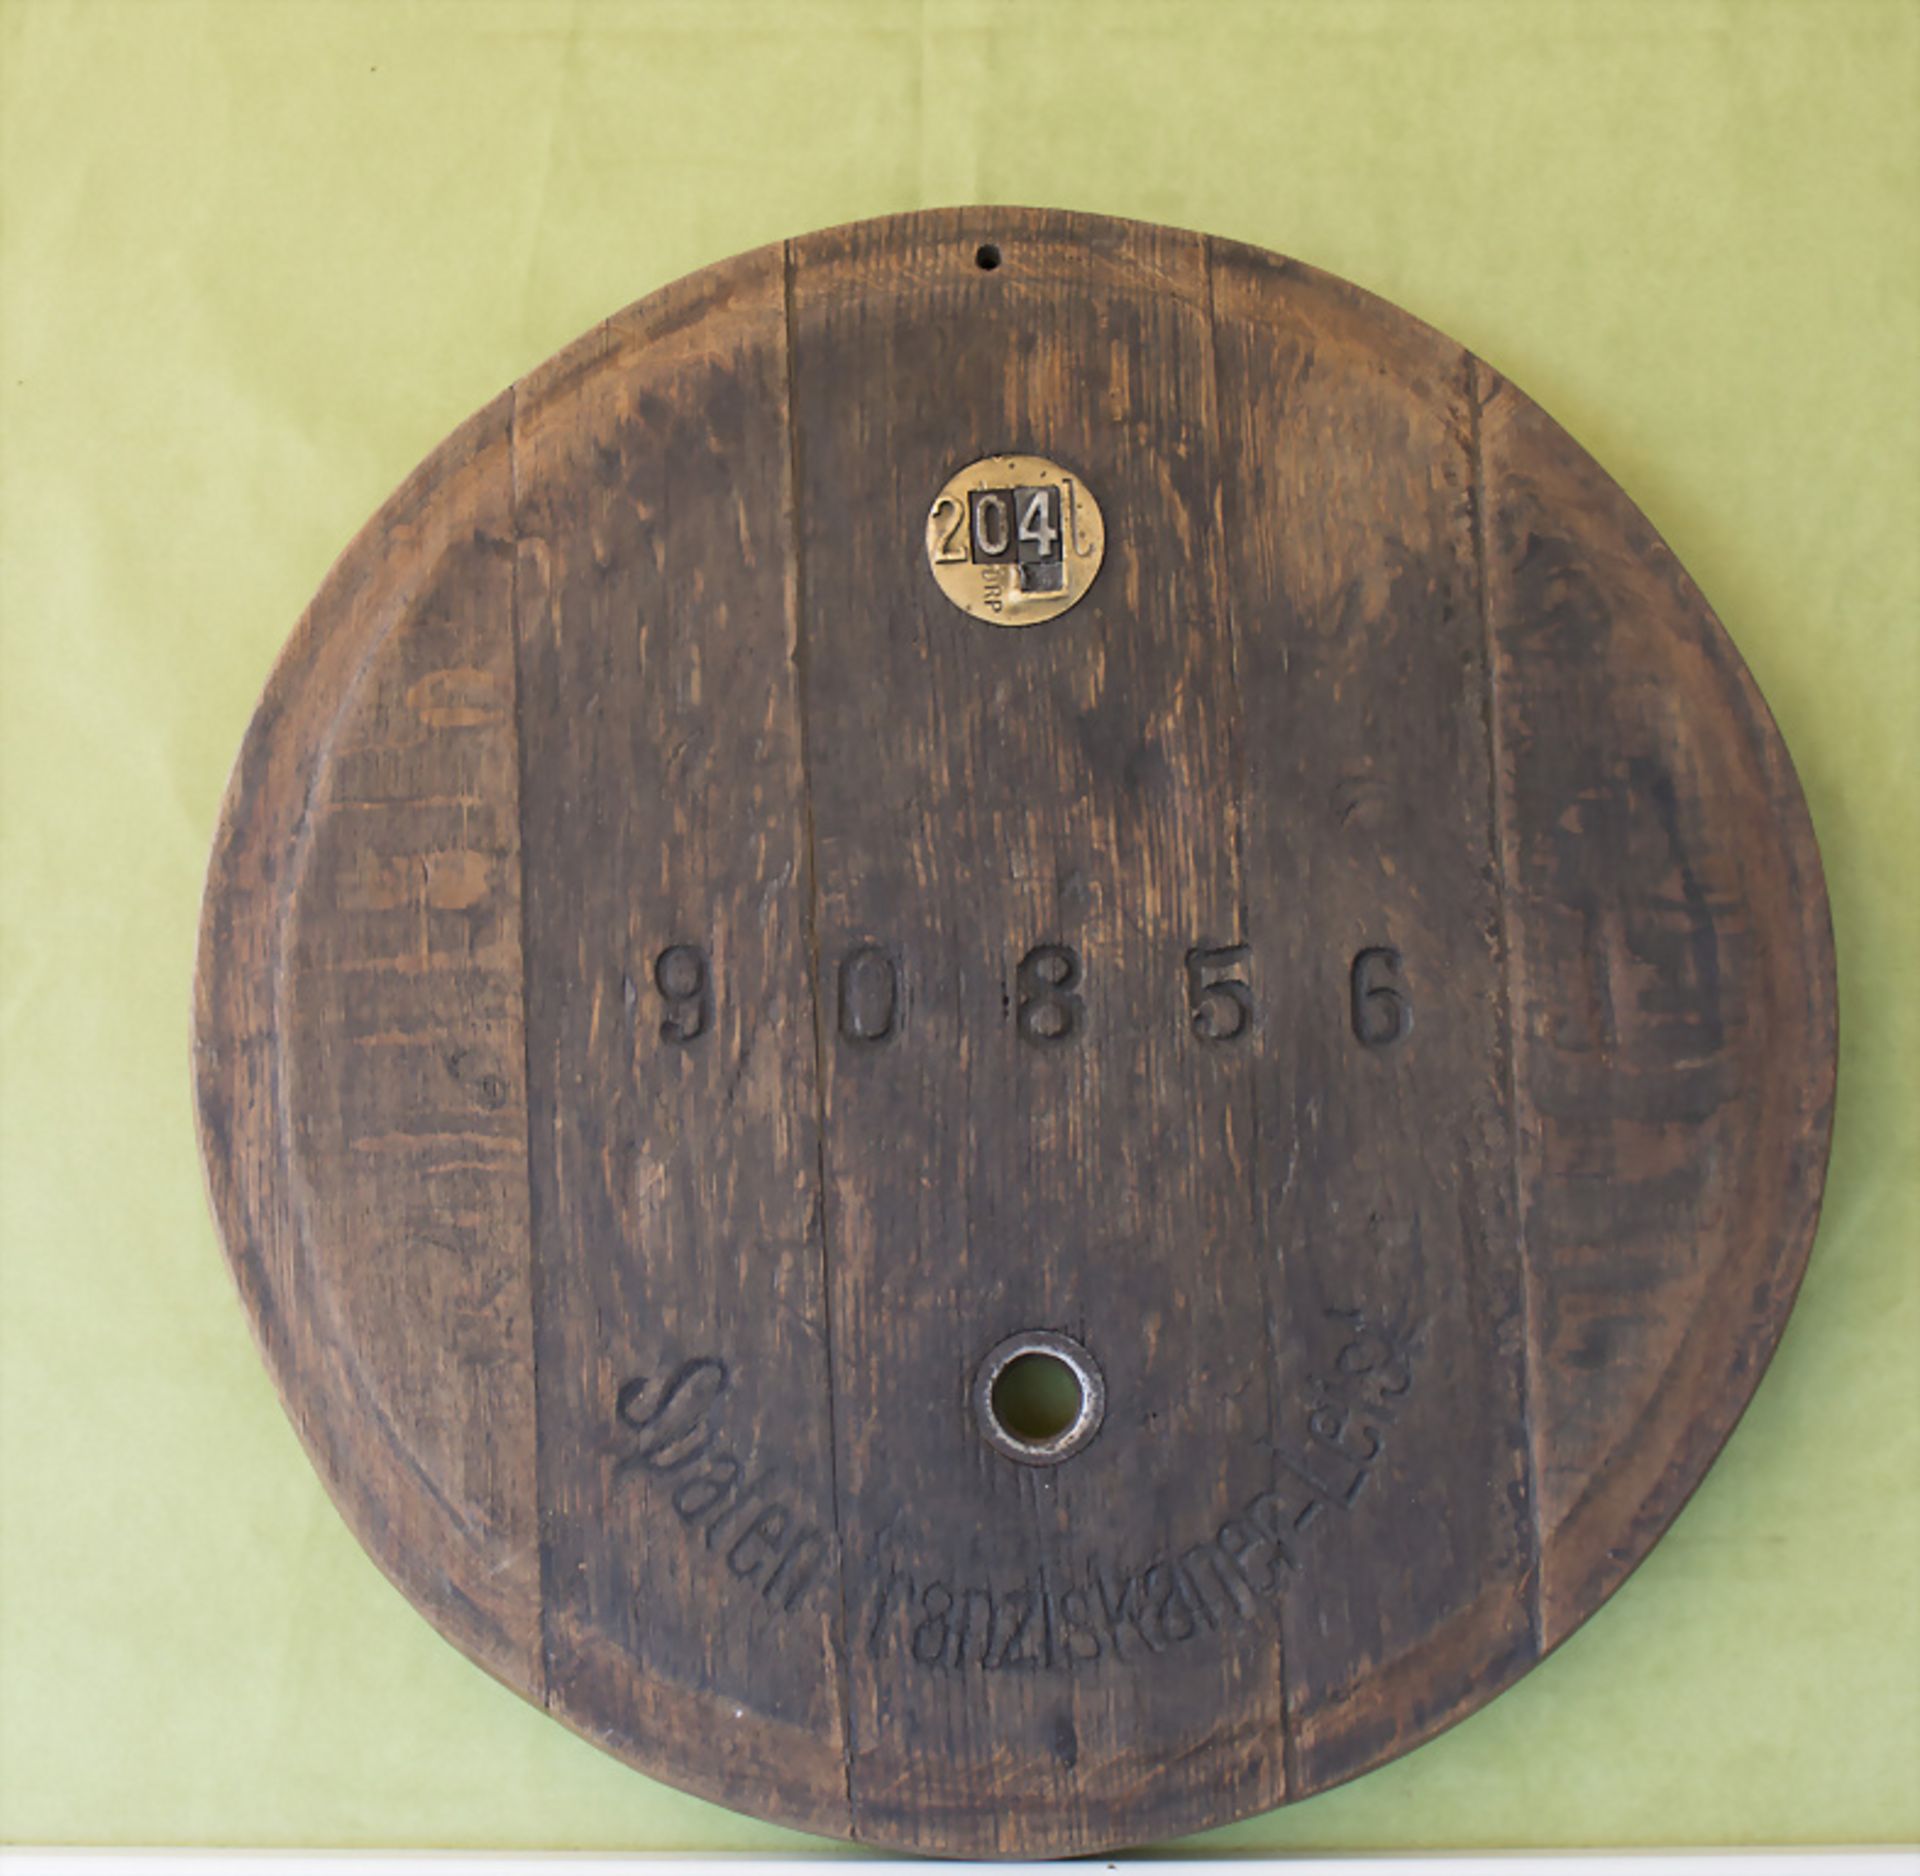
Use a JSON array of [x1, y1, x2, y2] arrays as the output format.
[[990, 1352, 1082, 1443], [974, 242, 1002, 271]]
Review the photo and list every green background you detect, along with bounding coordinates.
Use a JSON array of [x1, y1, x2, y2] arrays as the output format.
[[3, 0, 1915, 1852]]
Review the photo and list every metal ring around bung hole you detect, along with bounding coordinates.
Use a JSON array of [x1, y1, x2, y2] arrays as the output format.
[[972, 1329, 1106, 1466]]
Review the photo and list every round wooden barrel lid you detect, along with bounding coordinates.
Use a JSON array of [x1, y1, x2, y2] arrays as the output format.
[[192, 207, 1836, 1857]]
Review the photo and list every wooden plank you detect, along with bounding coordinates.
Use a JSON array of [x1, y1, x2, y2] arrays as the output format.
[[1475, 362, 1836, 1647], [1208, 243, 1536, 1789], [510, 251, 849, 1833], [786, 209, 1284, 1856], [194, 396, 542, 1684]]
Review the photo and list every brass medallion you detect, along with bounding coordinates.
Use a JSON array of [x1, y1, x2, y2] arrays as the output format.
[[924, 453, 1105, 625]]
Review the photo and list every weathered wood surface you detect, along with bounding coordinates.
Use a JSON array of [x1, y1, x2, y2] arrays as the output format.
[[192, 207, 1836, 1858]]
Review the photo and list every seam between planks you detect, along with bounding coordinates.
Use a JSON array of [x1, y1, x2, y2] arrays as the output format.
[[1466, 356, 1546, 1658], [1201, 233, 1293, 1800], [780, 238, 859, 1842], [503, 379, 559, 1708]]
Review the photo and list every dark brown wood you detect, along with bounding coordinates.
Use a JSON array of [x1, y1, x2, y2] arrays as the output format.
[[192, 207, 1837, 1858], [1209, 246, 1534, 1790], [786, 218, 1283, 1851], [510, 259, 849, 1828], [1474, 358, 1837, 1649]]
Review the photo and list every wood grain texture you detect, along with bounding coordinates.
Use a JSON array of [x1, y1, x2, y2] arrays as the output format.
[[195, 392, 541, 1688], [192, 207, 1836, 1858], [787, 214, 1281, 1854], [1209, 241, 1534, 1792], [1474, 360, 1837, 1648], [510, 252, 849, 1829]]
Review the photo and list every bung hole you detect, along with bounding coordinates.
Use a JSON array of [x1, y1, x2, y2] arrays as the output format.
[[990, 1350, 1083, 1444]]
